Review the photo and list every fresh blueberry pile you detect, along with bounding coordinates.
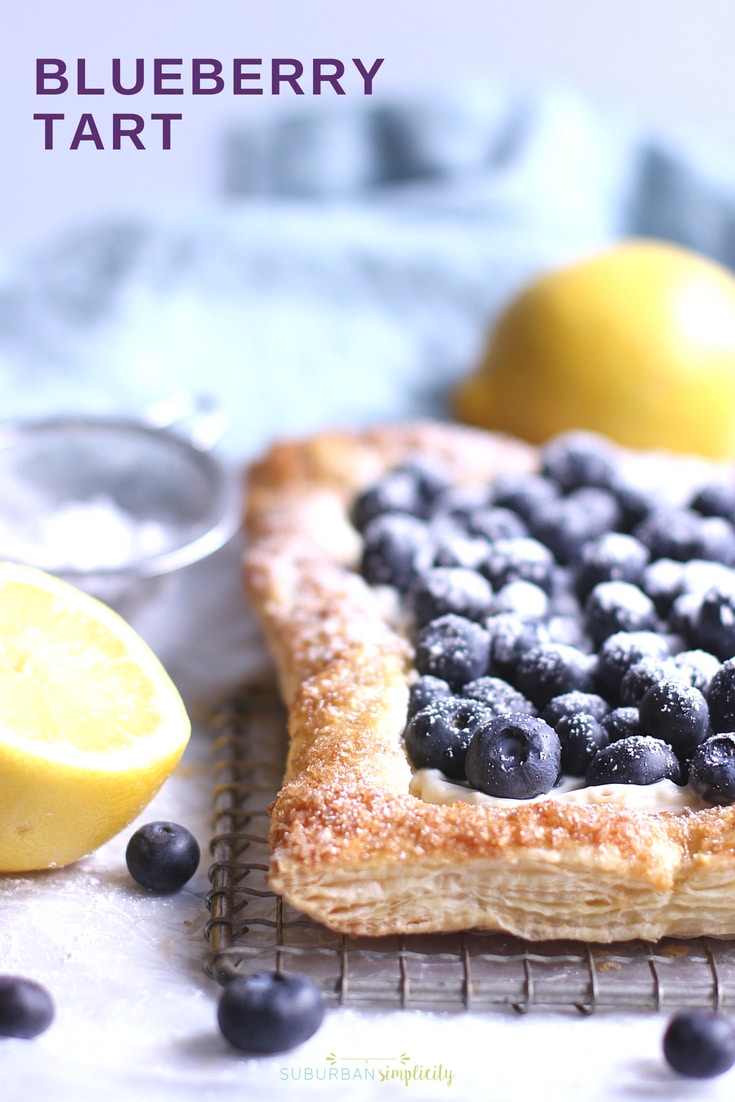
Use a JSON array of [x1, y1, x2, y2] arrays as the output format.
[[352, 432, 735, 804]]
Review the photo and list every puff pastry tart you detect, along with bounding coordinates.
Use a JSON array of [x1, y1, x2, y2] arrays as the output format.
[[243, 421, 735, 942]]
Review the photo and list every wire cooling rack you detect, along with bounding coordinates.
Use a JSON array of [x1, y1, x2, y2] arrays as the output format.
[[204, 682, 735, 1014]]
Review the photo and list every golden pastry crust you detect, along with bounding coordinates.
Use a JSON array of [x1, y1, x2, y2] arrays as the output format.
[[243, 421, 735, 941]]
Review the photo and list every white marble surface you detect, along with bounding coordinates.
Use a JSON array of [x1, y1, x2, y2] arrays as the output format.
[[1, 532, 733, 1102]]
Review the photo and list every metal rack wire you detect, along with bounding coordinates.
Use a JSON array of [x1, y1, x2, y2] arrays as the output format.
[[204, 682, 735, 1013]]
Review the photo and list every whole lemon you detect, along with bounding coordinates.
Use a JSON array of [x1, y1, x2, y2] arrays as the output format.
[[454, 239, 735, 458]]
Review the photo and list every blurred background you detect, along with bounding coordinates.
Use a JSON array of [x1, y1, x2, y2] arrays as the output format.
[[5, 0, 735, 247], [3, 0, 735, 460]]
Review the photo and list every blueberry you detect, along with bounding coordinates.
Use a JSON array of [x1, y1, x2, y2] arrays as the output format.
[[689, 733, 735, 805], [431, 525, 489, 571], [404, 696, 492, 778], [584, 581, 658, 647], [672, 649, 721, 694], [595, 631, 672, 700], [490, 472, 560, 521], [574, 532, 650, 601], [360, 513, 433, 591], [540, 431, 618, 491], [434, 484, 492, 521], [351, 470, 427, 530], [611, 476, 660, 531], [0, 977, 54, 1039], [465, 713, 561, 799], [464, 506, 529, 542], [618, 656, 684, 707], [217, 972, 325, 1054], [683, 559, 735, 595], [514, 643, 597, 710], [668, 591, 703, 640], [408, 675, 452, 718], [638, 678, 710, 760], [641, 558, 685, 616], [414, 613, 490, 689], [482, 537, 555, 593], [529, 489, 620, 566], [541, 691, 610, 727], [555, 712, 609, 776], [586, 735, 681, 786], [634, 507, 708, 562], [393, 457, 451, 507], [125, 821, 201, 893], [691, 480, 735, 519], [408, 566, 493, 629], [708, 658, 735, 732], [663, 1010, 735, 1079], [601, 707, 641, 742], [695, 516, 735, 565], [462, 675, 536, 716], [486, 614, 551, 678], [492, 580, 549, 620], [694, 585, 735, 660]]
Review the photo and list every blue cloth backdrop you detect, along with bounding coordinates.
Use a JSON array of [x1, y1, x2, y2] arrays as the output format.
[[2, 83, 735, 459]]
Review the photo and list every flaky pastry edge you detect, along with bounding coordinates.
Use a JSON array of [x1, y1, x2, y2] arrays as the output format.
[[243, 421, 735, 941]]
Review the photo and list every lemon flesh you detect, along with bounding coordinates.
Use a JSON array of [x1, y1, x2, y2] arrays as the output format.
[[0, 563, 191, 872], [454, 239, 735, 458]]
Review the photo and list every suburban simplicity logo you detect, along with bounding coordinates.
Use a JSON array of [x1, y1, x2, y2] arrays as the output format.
[[279, 1051, 456, 1087]]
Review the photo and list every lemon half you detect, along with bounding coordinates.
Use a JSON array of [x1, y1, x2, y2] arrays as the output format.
[[454, 239, 735, 458], [0, 563, 191, 871]]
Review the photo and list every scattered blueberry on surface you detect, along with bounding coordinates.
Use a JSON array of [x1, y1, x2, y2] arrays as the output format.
[[0, 976, 54, 1039], [217, 972, 325, 1055], [465, 713, 561, 799], [404, 697, 492, 779], [663, 1010, 735, 1079], [125, 821, 201, 893]]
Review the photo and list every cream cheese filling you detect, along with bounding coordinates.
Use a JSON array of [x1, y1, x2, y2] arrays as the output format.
[[410, 768, 708, 812]]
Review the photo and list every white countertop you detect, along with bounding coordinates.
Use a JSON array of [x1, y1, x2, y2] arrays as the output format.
[[1, 533, 733, 1102]]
